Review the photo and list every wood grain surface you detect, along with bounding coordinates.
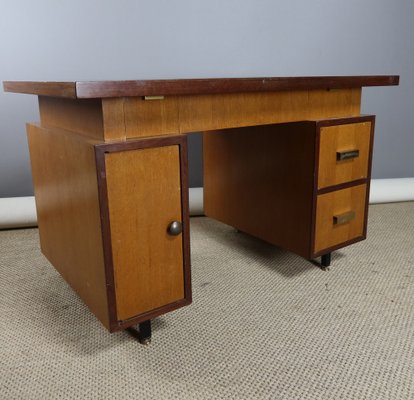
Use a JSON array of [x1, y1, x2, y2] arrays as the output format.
[[26, 124, 109, 328], [37, 88, 363, 140], [38, 96, 104, 140], [123, 96, 179, 138], [204, 122, 317, 258], [101, 98, 127, 141], [4, 75, 399, 98], [178, 89, 361, 134], [314, 184, 367, 254], [104, 145, 185, 320], [317, 120, 372, 189], [118, 88, 362, 138], [4, 81, 76, 97]]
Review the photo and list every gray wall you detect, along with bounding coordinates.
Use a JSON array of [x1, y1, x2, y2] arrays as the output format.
[[1, 0, 412, 197]]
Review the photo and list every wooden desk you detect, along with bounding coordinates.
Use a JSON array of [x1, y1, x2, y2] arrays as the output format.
[[3, 76, 399, 343]]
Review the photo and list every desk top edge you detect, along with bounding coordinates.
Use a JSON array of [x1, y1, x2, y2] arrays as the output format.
[[3, 75, 399, 99]]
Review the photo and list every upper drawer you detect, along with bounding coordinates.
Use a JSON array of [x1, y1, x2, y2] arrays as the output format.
[[317, 119, 373, 189]]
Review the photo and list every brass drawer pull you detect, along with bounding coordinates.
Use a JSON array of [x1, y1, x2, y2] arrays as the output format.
[[144, 95, 165, 100], [337, 149, 359, 161], [333, 211, 355, 225]]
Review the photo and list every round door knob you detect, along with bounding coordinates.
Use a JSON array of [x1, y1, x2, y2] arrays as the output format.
[[167, 221, 182, 236]]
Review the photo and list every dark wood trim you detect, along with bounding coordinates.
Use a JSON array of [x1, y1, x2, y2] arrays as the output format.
[[94, 146, 118, 327], [315, 114, 376, 127], [364, 116, 376, 237], [3, 81, 76, 98], [179, 138, 192, 303], [111, 299, 192, 332], [317, 178, 368, 195], [311, 235, 367, 258], [94, 134, 191, 332], [309, 122, 320, 258], [3, 75, 399, 98], [94, 135, 187, 153]]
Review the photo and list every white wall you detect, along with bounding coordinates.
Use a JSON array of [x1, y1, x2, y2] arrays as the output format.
[[1, 0, 412, 196]]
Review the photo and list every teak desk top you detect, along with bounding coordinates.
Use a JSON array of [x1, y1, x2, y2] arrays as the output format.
[[4, 75, 400, 142], [3, 75, 399, 98]]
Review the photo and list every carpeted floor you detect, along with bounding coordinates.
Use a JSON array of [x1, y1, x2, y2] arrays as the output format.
[[0, 202, 413, 400]]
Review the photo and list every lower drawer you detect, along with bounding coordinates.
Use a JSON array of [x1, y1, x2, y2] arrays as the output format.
[[313, 184, 367, 255]]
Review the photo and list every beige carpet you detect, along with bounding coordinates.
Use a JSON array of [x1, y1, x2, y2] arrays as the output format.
[[1, 203, 414, 400]]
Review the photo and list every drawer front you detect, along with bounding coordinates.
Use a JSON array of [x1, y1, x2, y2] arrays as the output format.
[[318, 121, 372, 189], [104, 143, 187, 322], [314, 184, 367, 254]]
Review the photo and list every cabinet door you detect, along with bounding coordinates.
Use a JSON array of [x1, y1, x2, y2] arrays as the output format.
[[101, 137, 190, 325]]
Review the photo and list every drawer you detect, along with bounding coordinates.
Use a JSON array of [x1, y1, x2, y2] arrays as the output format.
[[318, 121, 372, 189], [314, 184, 367, 255]]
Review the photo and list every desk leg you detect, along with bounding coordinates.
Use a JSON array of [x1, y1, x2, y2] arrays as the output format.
[[138, 320, 152, 345], [320, 253, 332, 269], [128, 320, 152, 345]]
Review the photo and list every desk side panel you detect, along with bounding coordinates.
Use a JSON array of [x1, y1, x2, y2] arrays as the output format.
[[26, 124, 110, 329], [38, 96, 105, 140], [38, 97, 127, 142], [204, 122, 316, 258]]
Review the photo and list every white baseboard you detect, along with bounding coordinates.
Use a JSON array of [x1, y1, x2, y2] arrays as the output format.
[[369, 178, 414, 204], [1, 179, 413, 229], [0, 197, 37, 229]]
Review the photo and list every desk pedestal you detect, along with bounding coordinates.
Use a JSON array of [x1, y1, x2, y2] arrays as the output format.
[[27, 125, 191, 332], [204, 116, 374, 261]]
